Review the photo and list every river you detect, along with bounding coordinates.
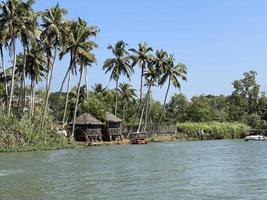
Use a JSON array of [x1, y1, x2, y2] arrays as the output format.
[[1, 140, 267, 200]]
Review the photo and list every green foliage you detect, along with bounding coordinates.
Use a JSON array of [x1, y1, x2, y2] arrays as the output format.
[[78, 95, 107, 120], [177, 122, 250, 139], [0, 109, 74, 152]]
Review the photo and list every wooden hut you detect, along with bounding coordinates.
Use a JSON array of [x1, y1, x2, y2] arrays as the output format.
[[70, 113, 104, 142], [104, 112, 122, 141]]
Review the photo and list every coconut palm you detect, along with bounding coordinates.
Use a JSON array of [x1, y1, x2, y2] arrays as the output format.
[[129, 42, 153, 100], [0, 0, 36, 115], [19, 4, 39, 111], [103, 40, 133, 116], [27, 47, 46, 115], [92, 83, 108, 94], [40, 3, 67, 126], [70, 18, 98, 137], [158, 54, 187, 124], [118, 83, 137, 121], [59, 18, 98, 124], [137, 58, 160, 133], [0, 31, 10, 104]]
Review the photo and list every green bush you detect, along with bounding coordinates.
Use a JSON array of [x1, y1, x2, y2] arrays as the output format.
[[0, 110, 76, 152], [177, 122, 250, 139]]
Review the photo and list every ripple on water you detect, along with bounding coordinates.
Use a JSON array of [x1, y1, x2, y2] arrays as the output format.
[[0, 169, 24, 176]]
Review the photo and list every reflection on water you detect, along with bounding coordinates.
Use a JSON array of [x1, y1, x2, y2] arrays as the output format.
[[1, 140, 267, 200]]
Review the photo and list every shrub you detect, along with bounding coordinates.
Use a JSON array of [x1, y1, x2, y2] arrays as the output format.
[[177, 122, 250, 139]]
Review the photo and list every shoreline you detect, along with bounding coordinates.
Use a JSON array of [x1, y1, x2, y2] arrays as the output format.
[[0, 134, 204, 153]]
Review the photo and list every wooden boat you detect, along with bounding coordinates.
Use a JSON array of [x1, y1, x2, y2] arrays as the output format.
[[131, 138, 148, 144], [244, 135, 267, 141]]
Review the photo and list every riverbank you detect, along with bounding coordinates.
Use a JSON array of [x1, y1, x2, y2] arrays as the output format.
[[1, 121, 250, 153], [0, 134, 208, 153]]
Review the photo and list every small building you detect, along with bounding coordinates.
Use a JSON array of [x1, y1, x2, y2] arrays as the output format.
[[70, 113, 104, 142], [104, 112, 122, 141]]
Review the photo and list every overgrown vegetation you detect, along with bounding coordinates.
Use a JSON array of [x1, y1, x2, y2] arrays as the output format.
[[177, 122, 250, 140], [0, 1, 266, 152], [0, 109, 81, 152]]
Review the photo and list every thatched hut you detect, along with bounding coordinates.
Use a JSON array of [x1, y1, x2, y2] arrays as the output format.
[[103, 112, 122, 141], [70, 113, 104, 142]]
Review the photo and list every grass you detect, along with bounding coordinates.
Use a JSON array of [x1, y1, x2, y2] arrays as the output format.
[[177, 122, 250, 139], [0, 109, 84, 153]]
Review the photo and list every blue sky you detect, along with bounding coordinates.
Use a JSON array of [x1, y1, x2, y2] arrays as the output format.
[[33, 0, 267, 102]]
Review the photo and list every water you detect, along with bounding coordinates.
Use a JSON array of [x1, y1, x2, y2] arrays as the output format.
[[1, 140, 267, 200]]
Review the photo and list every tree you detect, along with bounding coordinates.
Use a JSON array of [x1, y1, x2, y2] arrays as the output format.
[[92, 83, 108, 94], [129, 42, 153, 100], [25, 44, 46, 115], [117, 83, 137, 121], [103, 40, 133, 116], [158, 54, 187, 124], [137, 59, 159, 133], [71, 18, 98, 137], [228, 71, 260, 122], [40, 3, 67, 126], [166, 93, 189, 122], [0, 0, 36, 115]]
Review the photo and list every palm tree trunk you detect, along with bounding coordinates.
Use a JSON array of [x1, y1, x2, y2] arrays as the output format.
[[122, 99, 126, 122], [32, 81, 35, 116], [42, 48, 57, 127], [143, 90, 150, 132], [62, 71, 71, 124], [140, 64, 144, 101], [0, 45, 9, 106], [158, 77, 171, 125], [56, 53, 73, 120], [71, 66, 84, 137], [85, 67, 88, 101], [30, 79, 34, 116], [137, 85, 151, 133], [18, 47, 27, 113], [8, 38, 17, 116], [114, 79, 119, 116]]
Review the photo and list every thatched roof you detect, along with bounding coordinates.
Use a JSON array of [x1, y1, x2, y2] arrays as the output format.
[[105, 112, 122, 123], [70, 113, 104, 125]]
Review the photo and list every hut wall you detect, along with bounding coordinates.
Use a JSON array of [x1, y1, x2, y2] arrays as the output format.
[[74, 124, 102, 141]]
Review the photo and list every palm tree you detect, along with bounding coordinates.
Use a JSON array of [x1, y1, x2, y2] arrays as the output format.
[[59, 19, 98, 124], [103, 40, 133, 116], [118, 83, 136, 121], [0, 0, 36, 115], [92, 83, 108, 94], [137, 59, 159, 133], [158, 54, 187, 124], [0, 27, 10, 104], [129, 42, 153, 100], [19, 3, 38, 111], [25, 43, 47, 115], [40, 3, 67, 126], [70, 18, 98, 137]]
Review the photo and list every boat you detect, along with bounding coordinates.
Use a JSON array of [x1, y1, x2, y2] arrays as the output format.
[[131, 137, 148, 144], [244, 135, 267, 141]]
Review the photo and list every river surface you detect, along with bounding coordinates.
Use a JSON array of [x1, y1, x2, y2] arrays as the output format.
[[1, 140, 267, 200]]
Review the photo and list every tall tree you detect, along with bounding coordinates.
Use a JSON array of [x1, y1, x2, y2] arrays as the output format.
[[70, 18, 98, 137], [158, 54, 187, 124], [59, 19, 98, 124], [0, 0, 36, 115], [137, 59, 159, 133], [92, 83, 108, 94], [129, 42, 153, 100], [40, 3, 67, 126], [25, 44, 46, 115], [118, 83, 136, 121], [103, 40, 133, 116]]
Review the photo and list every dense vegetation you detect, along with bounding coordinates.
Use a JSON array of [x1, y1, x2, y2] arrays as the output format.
[[0, 0, 265, 151], [177, 122, 250, 140]]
